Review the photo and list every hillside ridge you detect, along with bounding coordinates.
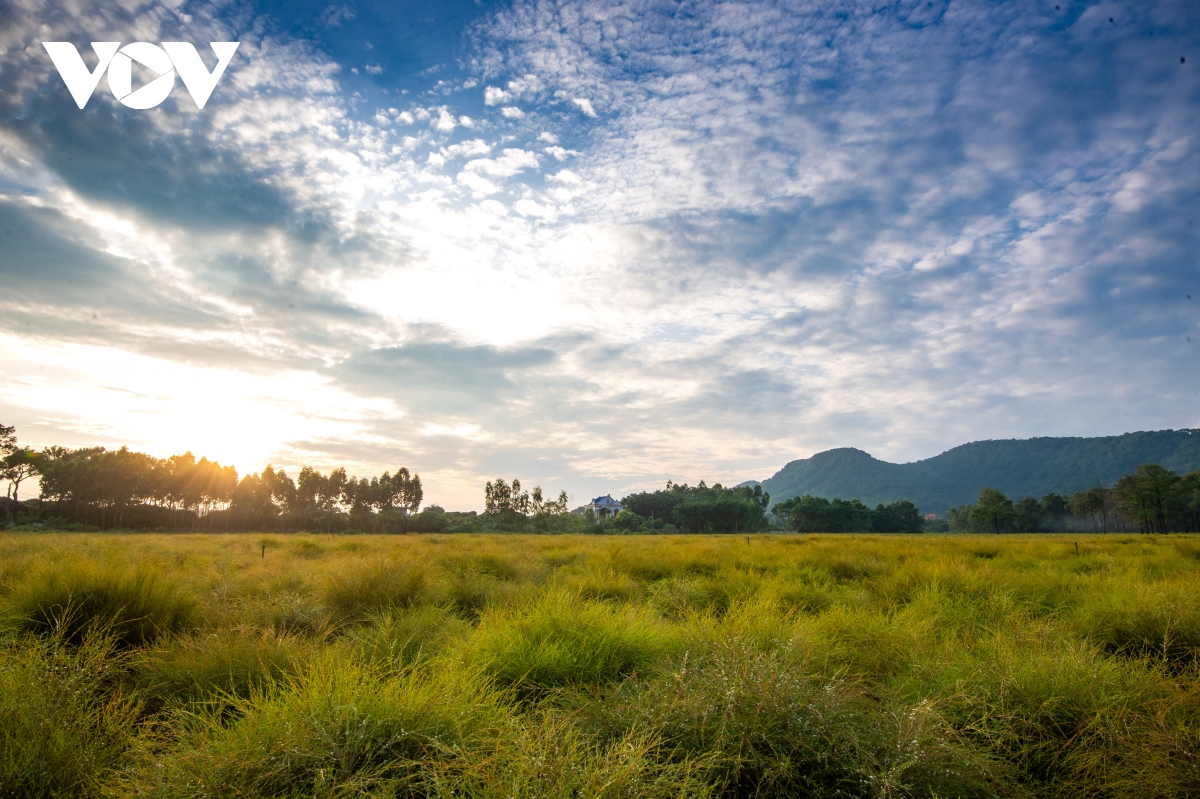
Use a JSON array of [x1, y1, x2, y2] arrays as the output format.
[[760, 429, 1200, 514]]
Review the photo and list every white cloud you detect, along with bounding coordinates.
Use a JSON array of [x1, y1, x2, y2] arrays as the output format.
[[463, 148, 539, 178], [433, 108, 457, 132], [484, 86, 510, 105], [500, 106, 525, 118], [456, 170, 501, 196], [443, 139, 493, 158], [572, 97, 597, 117], [544, 145, 578, 161]]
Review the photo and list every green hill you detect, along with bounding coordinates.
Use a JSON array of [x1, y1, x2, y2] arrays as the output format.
[[760, 430, 1200, 515]]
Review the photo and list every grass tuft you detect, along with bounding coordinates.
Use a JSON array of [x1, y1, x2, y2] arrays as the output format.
[[121, 654, 505, 797], [471, 589, 676, 691], [322, 559, 428, 620], [0, 627, 139, 797], [3, 558, 195, 648]]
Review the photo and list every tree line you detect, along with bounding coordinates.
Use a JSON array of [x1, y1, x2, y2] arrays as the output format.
[[942, 463, 1200, 534], [770, 496, 925, 533], [0, 425, 424, 532], [616, 482, 772, 533], [397, 479, 774, 535], [5, 422, 1198, 535]]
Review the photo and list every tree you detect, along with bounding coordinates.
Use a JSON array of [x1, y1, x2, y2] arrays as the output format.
[[872, 500, 924, 533], [485, 478, 529, 515], [970, 487, 1014, 534], [946, 504, 975, 533], [1069, 486, 1116, 533], [1114, 463, 1182, 534], [1, 425, 39, 527], [1182, 471, 1200, 532], [621, 482, 770, 533], [375, 468, 422, 515], [1014, 497, 1042, 532]]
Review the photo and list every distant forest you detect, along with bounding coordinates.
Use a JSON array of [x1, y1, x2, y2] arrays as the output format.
[[777, 462, 1200, 535], [2, 424, 1199, 534]]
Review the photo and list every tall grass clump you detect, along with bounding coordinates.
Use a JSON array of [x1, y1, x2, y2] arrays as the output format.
[[581, 638, 1006, 798], [419, 711, 716, 799], [939, 628, 1170, 794], [121, 654, 505, 798], [3, 558, 195, 648], [322, 559, 427, 620], [1073, 579, 1200, 665], [0, 628, 140, 797], [348, 605, 470, 669], [470, 589, 676, 692], [131, 630, 309, 714]]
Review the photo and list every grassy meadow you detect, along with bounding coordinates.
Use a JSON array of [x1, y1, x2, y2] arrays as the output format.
[[3, 532, 1200, 798]]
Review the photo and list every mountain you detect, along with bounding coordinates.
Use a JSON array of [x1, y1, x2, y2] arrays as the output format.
[[760, 430, 1200, 515]]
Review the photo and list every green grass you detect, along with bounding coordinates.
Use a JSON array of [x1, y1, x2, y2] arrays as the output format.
[[0, 627, 139, 797], [2, 557, 196, 648], [3, 532, 1200, 797]]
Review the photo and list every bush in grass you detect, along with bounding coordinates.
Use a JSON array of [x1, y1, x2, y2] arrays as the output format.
[[3, 558, 195, 648], [470, 590, 676, 691], [122, 654, 505, 798], [322, 559, 427, 619], [650, 576, 718, 618], [0, 629, 139, 797], [256, 591, 338, 638], [132, 630, 308, 714], [291, 539, 325, 559]]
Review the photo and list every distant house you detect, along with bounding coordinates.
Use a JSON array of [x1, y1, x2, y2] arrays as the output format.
[[925, 513, 939, 521], [587, 494, 623, 520]]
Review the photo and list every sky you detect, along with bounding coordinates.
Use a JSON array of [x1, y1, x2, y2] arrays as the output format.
[[0, 0, 1197, 510]]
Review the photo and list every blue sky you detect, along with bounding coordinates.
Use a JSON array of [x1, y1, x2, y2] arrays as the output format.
[[0, 0, 1197, 509]]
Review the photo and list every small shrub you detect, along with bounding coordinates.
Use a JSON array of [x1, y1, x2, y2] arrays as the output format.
[[256, 591, 336, 638], [823, 557, 884, 582], [778, 582, 834, 615], [291, 539, 324, 559], [572, 568, 646, 603], [419, 710, 715, 799]]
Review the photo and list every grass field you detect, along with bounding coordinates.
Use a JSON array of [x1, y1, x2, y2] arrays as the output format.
[[3, 532, 1200, 798]]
